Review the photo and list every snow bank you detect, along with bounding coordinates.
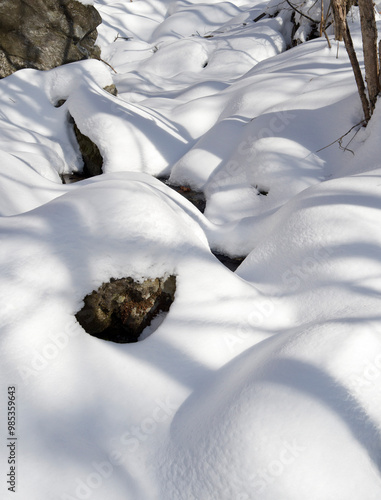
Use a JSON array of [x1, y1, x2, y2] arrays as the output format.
[[0, 172, 275, 499], [157, 169, 381, 499], [159, 320, 381, 500], [0, 60, 113, 185]]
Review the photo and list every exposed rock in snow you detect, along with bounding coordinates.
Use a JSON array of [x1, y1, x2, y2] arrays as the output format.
[[75, 275, 176, 343], [0, 0, 101, 78]]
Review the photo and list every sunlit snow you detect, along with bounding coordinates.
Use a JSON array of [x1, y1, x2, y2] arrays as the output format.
[[1, 1, 381, 499]]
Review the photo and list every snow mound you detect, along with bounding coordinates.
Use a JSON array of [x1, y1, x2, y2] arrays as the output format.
[[159, 320, 381, 500], [158, 170, 381, 500]]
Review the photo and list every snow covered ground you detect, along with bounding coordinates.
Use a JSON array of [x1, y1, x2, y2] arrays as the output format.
[[1, 0, 381, 498]]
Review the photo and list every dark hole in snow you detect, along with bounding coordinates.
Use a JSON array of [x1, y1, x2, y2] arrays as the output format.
[[60, 113, 103, 181], [254, 184, 269, 196], [55, 99, 66, 108], [73, 120, 104, 178], [61, 172, 89, 184], [257, 188, 268, 196], [158, 177, 206, 213], [213, 252, 245, 272], [157, 178, 246, 271], [75, 276, 176, 343], [57, 85, 117, 183], [202, 61, 208, 68]]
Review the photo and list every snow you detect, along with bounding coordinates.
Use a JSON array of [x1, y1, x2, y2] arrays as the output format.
[[1, 0, 381, 499]]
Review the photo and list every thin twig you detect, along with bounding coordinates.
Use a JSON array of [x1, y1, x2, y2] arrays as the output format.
[[315, 120, 366, 154], [99, 57, 117, 74], [323, 28, 332, 48], [113, 34, 131, 42], [344, 122, 364, 151], [285, 0, 319, 23]]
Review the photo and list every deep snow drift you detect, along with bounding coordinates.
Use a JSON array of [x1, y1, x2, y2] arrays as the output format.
[[1, 1, 381, 499]]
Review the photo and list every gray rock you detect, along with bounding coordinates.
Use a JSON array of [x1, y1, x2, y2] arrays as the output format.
[[75, 276, 176, 343], [71, 84, 117, 177], [72, 120, 103, 177], [103, 84, 118, 96], [0, 0, 102, 78], [59, 82, 119, 180]]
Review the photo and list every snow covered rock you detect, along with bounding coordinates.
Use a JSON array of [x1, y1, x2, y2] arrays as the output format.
[[75, 275, 176, 343], [72, 118, 104, 177], [69, 83, 117, 177], [0, 0, 102, 78]]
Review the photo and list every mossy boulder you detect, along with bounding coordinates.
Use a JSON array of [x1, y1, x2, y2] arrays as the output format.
[[75, 276, 176, 343]]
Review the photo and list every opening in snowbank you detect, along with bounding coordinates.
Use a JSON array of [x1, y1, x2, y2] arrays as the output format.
[[75, 275, 176, 343]]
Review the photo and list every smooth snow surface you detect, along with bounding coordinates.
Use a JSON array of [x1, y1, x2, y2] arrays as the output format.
[[1, 1, 381, 499]]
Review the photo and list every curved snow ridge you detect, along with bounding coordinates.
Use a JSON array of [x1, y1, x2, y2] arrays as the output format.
[[0, 172, 211, 283], [150, 1, 243, 42], [74, 171, 243, 257], [0, 151, 69, 216], [110, 18, 287, 92], [158, 319, 381, 500], [0, 60, 115, 191], [0, 68, 79, 182], [66, 75, 193, 176], [94, 171, 271, 258], [44, 59, 114, 104], [236, 168, 381, 323], [95, 0, 170, 47]]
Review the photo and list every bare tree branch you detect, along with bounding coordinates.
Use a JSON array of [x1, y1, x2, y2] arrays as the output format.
[[285, 0, 320, 23]]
